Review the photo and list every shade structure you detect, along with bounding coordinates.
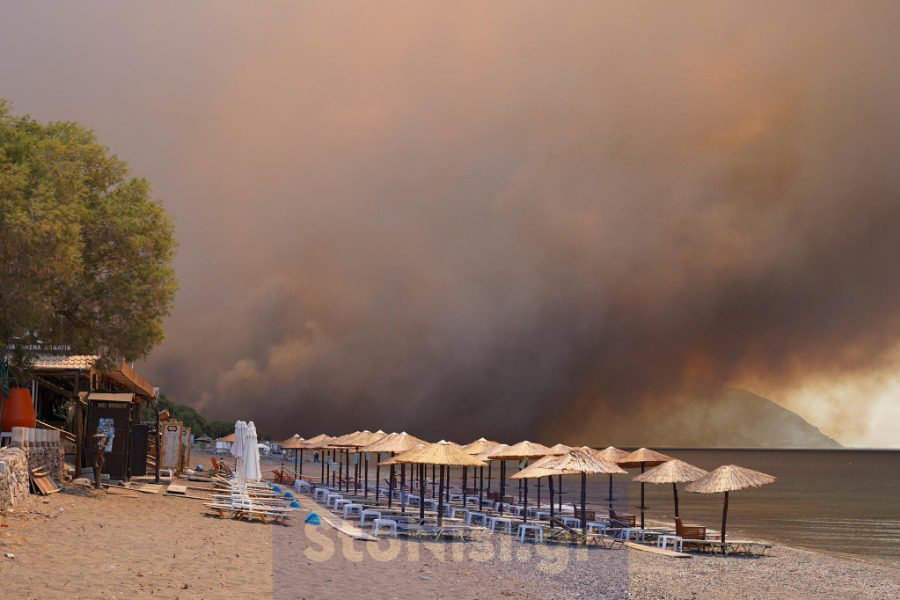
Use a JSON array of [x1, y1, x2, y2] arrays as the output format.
[[489, 441, 554, 520], [280, 434, 306, 479], [365, 431, 428, 454], [617, 448, 674, 528], [685, 464, 775, 543], [548, 443, 571, 455], [587, 446, 628, 510], [280, 434, 305, 449], [634, 459, 708, 518], [538, 449, 626, 530], [392, 441, 486, 526], [300, 433, 334, 449], [379, 440, 429, 513], [473, 443, 507, 510], [461, 437, 500, 455]]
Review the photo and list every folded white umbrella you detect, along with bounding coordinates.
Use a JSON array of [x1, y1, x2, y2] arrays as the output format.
[[244, 421, 262, 482]]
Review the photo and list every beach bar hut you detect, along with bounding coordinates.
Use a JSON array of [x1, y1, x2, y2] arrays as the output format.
[[617, 448, 673, 528], [685, 464, 775, 544]]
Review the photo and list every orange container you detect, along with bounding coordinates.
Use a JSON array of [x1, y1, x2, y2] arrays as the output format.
[[0, 387, 37, 432]]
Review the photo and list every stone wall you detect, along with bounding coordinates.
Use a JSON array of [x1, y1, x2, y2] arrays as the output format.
[[0, 447, 30, 510], [10, 427, 65, 482]]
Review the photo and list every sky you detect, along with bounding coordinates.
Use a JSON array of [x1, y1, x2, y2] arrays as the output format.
[[1, 1, 899, 447]]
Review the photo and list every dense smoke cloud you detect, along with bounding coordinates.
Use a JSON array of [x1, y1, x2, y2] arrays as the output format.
[[2, 2, 899, 444]]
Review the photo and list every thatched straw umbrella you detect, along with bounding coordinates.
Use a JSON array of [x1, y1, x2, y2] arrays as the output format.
[[685, 464, 775, 544], [299, 434, 333, 486], [462, 438, 500, 511], [474, 443, 508, 510], [280, 434, 306, 478], [392, 441, 485, 527], [328, 431, 363, 492], [617, 448, 673, 528], [538, 449, 627, 530], [590, 446, 629, 510], [543, 444, 570, 511], [633, 459, 707, 519], [351, 430, 387, 498], [379, 435, 429, 513], [365, 431, 427, 506], [490, 441, 554, 521]]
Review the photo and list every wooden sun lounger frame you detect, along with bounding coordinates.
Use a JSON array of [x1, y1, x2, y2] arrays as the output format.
[[547, 517, 623, 549]]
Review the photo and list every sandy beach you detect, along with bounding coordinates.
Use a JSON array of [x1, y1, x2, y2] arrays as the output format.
[[1, 472, 897, 600]]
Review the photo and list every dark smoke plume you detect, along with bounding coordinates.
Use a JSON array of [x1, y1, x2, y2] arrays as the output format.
[[2, 2, 899, 444]]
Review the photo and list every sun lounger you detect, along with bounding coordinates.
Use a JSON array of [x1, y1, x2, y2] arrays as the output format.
[[547, 517, 623, 549], [609, 510, 636, 528]]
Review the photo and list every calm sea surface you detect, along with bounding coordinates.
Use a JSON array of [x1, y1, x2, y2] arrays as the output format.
[[297, 449, 899, 564], [542, 449, 900, 565]]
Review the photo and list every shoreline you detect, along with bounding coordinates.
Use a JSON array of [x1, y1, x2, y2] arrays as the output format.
[[1, 474, 897, 599]]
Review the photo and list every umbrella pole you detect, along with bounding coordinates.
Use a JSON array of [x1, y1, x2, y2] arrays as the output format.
[[537, 476, 541, 508], [438, 464, 445, 527], [673, 483, 679, 518], [478, 466, 484, 510], [321, 449, 325, 486], [608, 473, 613, 511], [498, 461, 505, 516], [548, 476, 555, 520], [354, 449, 360, 495], [445, 465, 450, 502], [400, 463, 406, 513], [640, 463, 646, 529], [364, 453, 369, 498], [420, 464, 426, 522], [388, 459, 395, 509], [338, 451, 344, 491], [523, 475, 528, 522], [294, 449, 299, 479], [462, 466, 467, 502], [721, 491, 728, 545], [375, 453, 381, 503], [580, 472, 587, 531], [488, 461, 492, 494], [558, 474, 562, 513]]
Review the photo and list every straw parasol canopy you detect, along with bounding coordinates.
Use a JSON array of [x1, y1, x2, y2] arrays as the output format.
[[328, 431, 363, 447], [548, 443, 571, 455], [617, 447, 673, 468], [538, 449, 626, 530], [392, 441, 486, 526], [617, 447, 675, 528], [461, 437, 500, 455], [594, 446, 629, 463], [473, 443, 509, 461], [280, 434, 305, 449], [686, 464, 775, 543], [300, 433, 334, 449], [363, 431, 427, 453], [490, 440, 554, 460], [634, 459, 708, 518]]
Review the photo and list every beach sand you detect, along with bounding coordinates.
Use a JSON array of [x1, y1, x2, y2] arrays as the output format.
[[1, 469, 897, 599]]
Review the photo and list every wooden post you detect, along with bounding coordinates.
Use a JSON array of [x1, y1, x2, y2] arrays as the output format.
[[321, 448, 326, 486], [673, 482, 680, 518], [437, 464, 445, 527], [364, 452, 368, 498], [498, 461, 505, 515], [400, 463, 406, 513], [487, 461, 492, 494], [640, 463, 646, 529], [419, 463, 426, 522], [558, 474, 563, 513], [478, 466, 484, 510], [431, 464, 436, 498], [388, 461, 395, 508], [523, 474, 528, 522], [548, 476, 555, 518], [608, 474, 614, 510], [445, 463, 450, 502], [580, 472, 587, 531], [375, 452, 381, 503], [154, 405, 161, 484], [721, 491, 729, 544], [462, 466, 467, 501]]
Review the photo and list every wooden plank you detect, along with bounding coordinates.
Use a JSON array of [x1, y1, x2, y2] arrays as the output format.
[[166, 483, 188, 495], [624, 541, 691, 558], [107, 487, 140, 498]]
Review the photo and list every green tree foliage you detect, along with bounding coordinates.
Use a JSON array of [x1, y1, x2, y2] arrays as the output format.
[[146, 393, 232, 439], [0, 100, 177, 365]]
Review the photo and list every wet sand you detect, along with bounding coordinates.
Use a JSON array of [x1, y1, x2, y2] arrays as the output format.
[[0, 467, 897, 599]]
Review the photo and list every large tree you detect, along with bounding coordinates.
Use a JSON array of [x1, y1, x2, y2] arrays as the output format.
[[0, 100, 176, 374]]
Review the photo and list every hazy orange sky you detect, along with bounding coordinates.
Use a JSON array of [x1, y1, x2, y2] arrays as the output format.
[[1, 2, 898, 446]]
